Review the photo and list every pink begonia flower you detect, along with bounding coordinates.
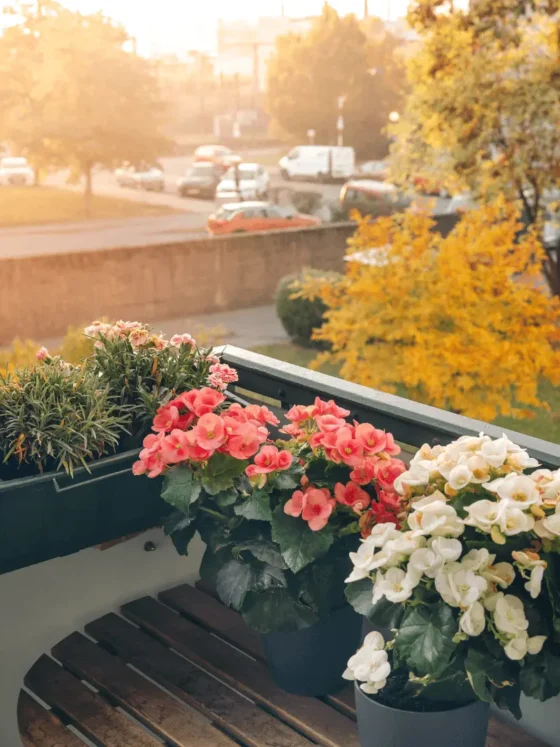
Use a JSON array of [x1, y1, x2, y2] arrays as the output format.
[[334, 481, 371, 513], [227, 422, 261, 460], [350, 458, 377, 485], [373, 458, 407, 491], [249, 445, 293, 475], [170, 333, 196, 348], [286, 404, 310, 423], [309, 431, 325, 450], [223, 403, 249, 423], [193, 413, 227, 451], [161, 429, 191, 464], [185, 430, 213, 461], [129, 328, 150, 347], [377, 489, 402, 510], [152, 405, 181, 433], [276, 450, 293, 470], [177, 387, 225, 417], [36, 346, 49, 361], [245, 404, 280, 426], [284, 489, 307, 517], [335, 427, 364, 466], [383, 432, 401, 456], [355, 423, 387, 454], [282, 423, 305, 440], [311, 397, 350, 419], [302, 488, 336, 531], [316, 414, 347, 433], [133, 432, 167, 478]]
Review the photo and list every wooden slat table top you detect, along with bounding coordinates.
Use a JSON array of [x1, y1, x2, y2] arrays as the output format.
[[19, 581, 551, 747]]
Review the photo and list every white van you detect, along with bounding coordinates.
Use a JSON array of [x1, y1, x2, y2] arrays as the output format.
[[279, 146, 355, 182]]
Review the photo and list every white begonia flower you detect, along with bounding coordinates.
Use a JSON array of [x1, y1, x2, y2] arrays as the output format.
[[498, 505, 535, 536], [455, 434, 491, 453], [368, 523, 403, 548], [505, 636, 528, 661], [429, 537, 464, 562], [493, 595, 529, 636], [540, 474, 560, 505], [435, 563, 488, 608], [484, 474, 541, 509], [506, 450, 540, 472], [483, 591, 504, 612], [466, 455, 492, 483], [343, 631, 391, 695], [464, 499, 504, 533], [530, 469, 554, 484], [526, 565, 545, 599], [479, 438, 508, 468], [527, 636, 547, 655], [448, 464, 473, 491], [372, 567, 420, 604], [460, 601, 486, 637], [435, 447, 466, 480], [482, 562, 516, 589], [409, 537, 463, 579], [393, 464, 431, 495], [535, 508, 560, 540], [410, 443, 445, 466], [461, 548, 495, 572], [346, 540, 380, 583], [408, 495, 464, 538]]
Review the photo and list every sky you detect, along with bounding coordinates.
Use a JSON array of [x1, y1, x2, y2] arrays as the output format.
[[58, 0, 410, 55]]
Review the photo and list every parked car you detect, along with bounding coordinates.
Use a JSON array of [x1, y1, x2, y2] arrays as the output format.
[[412, 173, 448, 197], [0, 157, 34, 186], [339, 179, 411, 218], [357, 160, 390, 181], [177, 162, 223, 199], [216, 163, 270, 202], [207, 201, 320, 236], [194, 144, 240, 168], [114, 162, 165, 191], [279, 146, 355, 182]]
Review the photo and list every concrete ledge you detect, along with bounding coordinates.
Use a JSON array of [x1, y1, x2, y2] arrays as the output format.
[[0, 223, 354, 343]]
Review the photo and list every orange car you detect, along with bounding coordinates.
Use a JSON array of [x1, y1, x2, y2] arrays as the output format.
[[207, 201, 321, 236]]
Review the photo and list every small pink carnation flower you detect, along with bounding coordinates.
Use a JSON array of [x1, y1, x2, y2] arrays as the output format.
[[36, 346, 49, 361]]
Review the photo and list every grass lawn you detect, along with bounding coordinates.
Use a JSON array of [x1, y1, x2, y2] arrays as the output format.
[[0, 186, 179, 226], [252, 342, 560, 445]]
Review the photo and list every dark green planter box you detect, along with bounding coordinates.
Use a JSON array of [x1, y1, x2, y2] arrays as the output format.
[[0, 450, 169, 575]]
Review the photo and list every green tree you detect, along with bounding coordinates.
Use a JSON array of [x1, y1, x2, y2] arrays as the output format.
[[390, 0, 560, 291], [266, 4, 406, 158], [0, 1, 168, 212]]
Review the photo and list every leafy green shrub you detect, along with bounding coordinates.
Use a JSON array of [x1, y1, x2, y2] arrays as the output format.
[[0, 360, 128, 478], [275, 269, 341, 348], [83, 322, 214, 444]]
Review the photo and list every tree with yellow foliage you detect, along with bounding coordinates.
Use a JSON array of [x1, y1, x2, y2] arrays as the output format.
[[390, 0, 560, 292], [301, 203, 560, 422]]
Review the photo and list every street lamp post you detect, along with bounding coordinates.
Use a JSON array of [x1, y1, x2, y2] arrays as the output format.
[[337, 95, 346, 147]]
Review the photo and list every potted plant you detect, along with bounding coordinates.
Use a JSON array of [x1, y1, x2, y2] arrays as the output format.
[[134, 390, 406, 696], [343, 433, 560, 747], [0, 321, 222, 574]]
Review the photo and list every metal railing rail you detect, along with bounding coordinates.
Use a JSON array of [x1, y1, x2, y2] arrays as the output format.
[[220, 346, 560, 468]]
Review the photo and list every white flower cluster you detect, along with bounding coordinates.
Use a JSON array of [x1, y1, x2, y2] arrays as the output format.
[[345, 434, 560, 675], [343, 631, 391, 694]]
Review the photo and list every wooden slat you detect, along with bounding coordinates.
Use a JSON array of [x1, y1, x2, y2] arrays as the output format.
[[122, 596, 360, 747], [163, 584, 549, 747], [160, 583, 265, 659], [24, 654, 161, 747], [87, 612, 315, 747], [486, 717, 550, 747], [18, 690, 87, 747], [165, 583, 356, 718], [52, 631, 236, 747]]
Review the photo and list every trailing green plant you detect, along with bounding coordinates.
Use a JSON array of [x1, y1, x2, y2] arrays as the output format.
[[0, 358, 128, 478], [275, 269, 340, 349], [83, 321, 216, 445]]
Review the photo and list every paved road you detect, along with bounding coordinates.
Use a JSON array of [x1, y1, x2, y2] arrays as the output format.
[[1, 154, 450, 258]]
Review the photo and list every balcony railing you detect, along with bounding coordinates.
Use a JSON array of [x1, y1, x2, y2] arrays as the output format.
[[221, 346, 560, 468]]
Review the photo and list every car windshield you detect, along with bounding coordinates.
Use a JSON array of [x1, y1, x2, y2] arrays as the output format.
[[224, 165, 258, 179], [188, 164, 214, 176], [1, 157, 27, 168], [214, 206, 239, 221]]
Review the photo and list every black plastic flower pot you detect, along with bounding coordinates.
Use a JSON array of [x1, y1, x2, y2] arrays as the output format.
[[0, 449, 170, 575], [354, 682, 490, 747], [261, 604, 362, 696]]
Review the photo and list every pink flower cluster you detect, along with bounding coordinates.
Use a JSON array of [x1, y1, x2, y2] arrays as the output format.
[[208, 362, 239, 391], [281, 397, 406, 533], [132, 387, 283, 478], [84, 320, 198, 352]]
